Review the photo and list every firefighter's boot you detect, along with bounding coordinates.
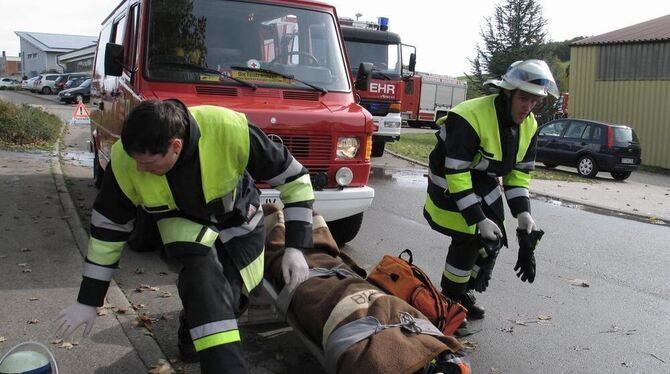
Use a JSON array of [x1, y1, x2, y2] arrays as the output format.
[[460, 291, 485, 320], [178, 310, 199, 363]]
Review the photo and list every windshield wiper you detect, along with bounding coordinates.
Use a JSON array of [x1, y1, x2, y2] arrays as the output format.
[[230, 65, 328, 94], [150, 61, 257, 90]]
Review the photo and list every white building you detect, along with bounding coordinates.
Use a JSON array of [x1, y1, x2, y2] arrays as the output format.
[[14, 31, 96, 78]]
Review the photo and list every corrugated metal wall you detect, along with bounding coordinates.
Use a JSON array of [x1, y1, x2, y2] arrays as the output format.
[[570, 44, 670, 169]]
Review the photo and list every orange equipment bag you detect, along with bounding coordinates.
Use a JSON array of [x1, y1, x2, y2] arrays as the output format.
[[367, 249, 467, 336]]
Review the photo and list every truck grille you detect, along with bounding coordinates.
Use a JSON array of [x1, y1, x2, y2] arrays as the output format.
[[359, 99, 391, 116], [265, 132, 332, 177]]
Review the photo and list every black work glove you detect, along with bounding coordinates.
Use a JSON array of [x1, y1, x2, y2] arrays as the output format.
[[469, 236, 503, 293], [514, 229, 545, 283]]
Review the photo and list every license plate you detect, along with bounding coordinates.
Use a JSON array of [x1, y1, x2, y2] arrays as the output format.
[[621, 158, 635, 164]]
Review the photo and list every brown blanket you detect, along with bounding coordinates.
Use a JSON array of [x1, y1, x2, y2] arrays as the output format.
[[262, 204, 464, 374]]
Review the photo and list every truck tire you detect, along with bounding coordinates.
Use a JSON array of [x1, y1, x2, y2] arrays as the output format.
[[93, 146, 105, 189], [371, 141, 385, 157], [327, 212, 364, 246]]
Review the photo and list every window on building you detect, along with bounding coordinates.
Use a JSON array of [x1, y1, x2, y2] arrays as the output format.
[[597, 42, 670, 81]]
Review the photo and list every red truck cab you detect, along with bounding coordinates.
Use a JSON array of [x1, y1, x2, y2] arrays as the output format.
[[90, 0, 375, 244]]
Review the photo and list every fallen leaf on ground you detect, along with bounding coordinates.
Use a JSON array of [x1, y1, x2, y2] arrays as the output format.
[[620, 362, 632, 367], [159, 271, 169, 276], [135, 313, 158, 331], [135, 268, 146, 274], [148, 359, 174, 374], [136, 284, 160, 292], [59, 342, 74, 350], [460, 339, 478, 350], [572, 346, 591, 351], [569, 278, 590, 287], [131, 303, 146, 311], [159, 291, 172, 298], [21, 268, 32, 273], [21, 247, 31, 252], [97, 309, 108, 316], [0, 336, 6, 343], [17, 263, 29, 267], [51, 339, 63, 344], [115, 307, 129, 314], [28, 297, 39, 301], [27, 319, 39, 324], [537, 315, 552, 321]]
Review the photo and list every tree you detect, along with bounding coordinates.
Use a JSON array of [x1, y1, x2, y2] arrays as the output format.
[[467, 0, 549, 95]]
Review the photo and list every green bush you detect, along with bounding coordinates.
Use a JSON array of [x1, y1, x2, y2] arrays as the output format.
[[0, 99, 62, 147]]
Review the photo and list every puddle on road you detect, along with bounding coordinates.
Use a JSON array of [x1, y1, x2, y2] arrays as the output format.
[[62, 151, 94, 168], [533, 194, 666, 226], [370, 166, 426, 189]]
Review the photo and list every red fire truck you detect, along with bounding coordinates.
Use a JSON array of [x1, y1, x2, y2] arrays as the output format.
[[339, 17, 415, 157], [401, 72, 467, 128], [90, 0, 375, 244]]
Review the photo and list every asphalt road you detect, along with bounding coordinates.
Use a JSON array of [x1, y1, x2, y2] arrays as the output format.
[[3, 90, 669, 373]]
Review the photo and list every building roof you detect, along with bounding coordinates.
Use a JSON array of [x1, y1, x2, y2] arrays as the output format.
[[14, 31, 97, 53], [574, 14, 670, 46], [58, 45, 96, 62]]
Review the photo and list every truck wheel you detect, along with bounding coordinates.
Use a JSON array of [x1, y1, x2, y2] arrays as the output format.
[[93, 146, 105, 189], [327, 212, 364, 246], [371, 141, 385, 157]]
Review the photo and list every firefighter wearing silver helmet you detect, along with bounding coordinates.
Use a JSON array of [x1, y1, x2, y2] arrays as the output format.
[[423, 59, 557, 329]]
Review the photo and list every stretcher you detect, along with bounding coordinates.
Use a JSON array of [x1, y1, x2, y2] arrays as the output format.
[[236, 205, 471, 374]]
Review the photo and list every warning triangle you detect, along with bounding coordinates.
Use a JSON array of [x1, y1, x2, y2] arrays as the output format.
[[72, 102, 90, 119]]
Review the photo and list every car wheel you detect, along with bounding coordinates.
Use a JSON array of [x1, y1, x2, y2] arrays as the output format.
[[543, 163, 558, 168], [577, 155, 598, 178], [610, 171, 632, 181], [41, 86, 52, 95]]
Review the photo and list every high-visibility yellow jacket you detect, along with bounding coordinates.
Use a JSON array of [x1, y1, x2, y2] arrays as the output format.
[[78, 105, 314, 306], [424, 94, 537, 237]]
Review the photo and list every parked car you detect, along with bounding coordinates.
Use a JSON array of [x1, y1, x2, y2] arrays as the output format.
[[21, 76, 40, 90], [58, 78, 91, 104], [63, 76, 89, 90], [0, 77, 20, 89], [536, 118, 642, 180], [33, 73, 64, 94], [54, 73, 90, 92]]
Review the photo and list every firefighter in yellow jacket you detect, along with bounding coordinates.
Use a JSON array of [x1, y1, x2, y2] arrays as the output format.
[[54, 100, 314, 373], [424, 60, 558, 321]]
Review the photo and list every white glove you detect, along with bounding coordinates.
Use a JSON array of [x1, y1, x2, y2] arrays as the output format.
[[281, 247, 309, 290], [476, 218, 502, 241], [517, 212, 538, 234], [54, 302, 97, 340]]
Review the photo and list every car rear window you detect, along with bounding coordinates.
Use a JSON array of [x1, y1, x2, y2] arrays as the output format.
[[613, 127, 638, 145]]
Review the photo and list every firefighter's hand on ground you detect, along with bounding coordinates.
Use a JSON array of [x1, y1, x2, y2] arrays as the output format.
[[282, 247, 309, 290], [54, 302, 97, 340], [476, 218, 502, 241], [517, 212, 537, 234]]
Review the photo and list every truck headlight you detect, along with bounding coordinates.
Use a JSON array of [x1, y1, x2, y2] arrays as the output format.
[[386, 120, 401, 128], [335, 167, 353, 186], [336, 137, 360, 159]]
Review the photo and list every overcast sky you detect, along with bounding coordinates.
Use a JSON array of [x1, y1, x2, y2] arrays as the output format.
[[1, 0, 668, 77]]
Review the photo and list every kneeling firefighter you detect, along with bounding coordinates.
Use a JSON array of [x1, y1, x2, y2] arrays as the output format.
[[423, 59, 558, 321], [54, 100, 314, 373]]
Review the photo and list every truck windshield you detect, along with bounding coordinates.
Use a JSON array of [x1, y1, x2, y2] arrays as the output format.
[[345, 40, 401, 79], [145, 0, 349, 91]]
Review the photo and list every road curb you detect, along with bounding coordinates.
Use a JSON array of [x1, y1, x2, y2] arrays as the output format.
[[384, 149, 668, 225], [50, 123, 172, 370]]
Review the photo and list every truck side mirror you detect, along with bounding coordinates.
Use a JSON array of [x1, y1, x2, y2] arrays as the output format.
[[104, 43, 124, 77], [408, 53, 416, 73], [354, 62, 373, 91]]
